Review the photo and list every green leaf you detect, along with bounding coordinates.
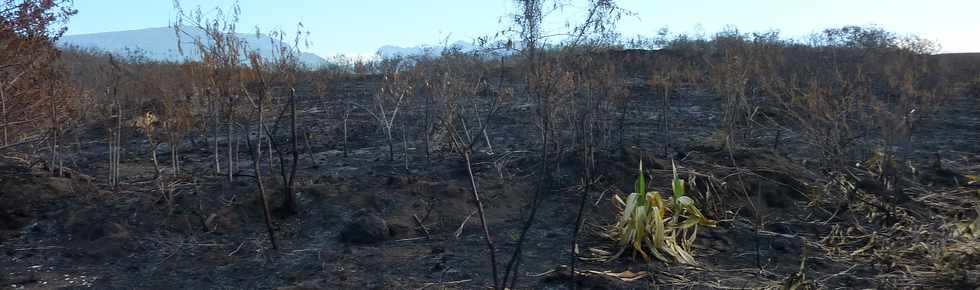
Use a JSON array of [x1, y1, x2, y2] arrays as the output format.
[[671, 160, 684, 201], [609, 159, 712, 266], [635, 161, 646, 203]]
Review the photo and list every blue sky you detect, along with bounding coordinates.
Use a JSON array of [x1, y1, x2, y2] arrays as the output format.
[[66, 0, 980, 56]]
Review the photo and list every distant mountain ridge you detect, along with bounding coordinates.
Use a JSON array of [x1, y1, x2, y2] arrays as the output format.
[[58, 26, 328, 67], [375, 40, 482, 59], [60, 27, 507, 66]]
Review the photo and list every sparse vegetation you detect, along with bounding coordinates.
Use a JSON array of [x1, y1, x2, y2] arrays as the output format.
[[1, 1, 978, 289]]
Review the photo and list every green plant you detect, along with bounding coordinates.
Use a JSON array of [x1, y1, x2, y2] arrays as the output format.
[[607, 160, 716, 265]]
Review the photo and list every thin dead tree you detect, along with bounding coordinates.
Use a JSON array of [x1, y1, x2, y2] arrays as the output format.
[[363, 59, 411, 161], [256, 27, 306, 215], [244, 51, 279, 249], [162, 95, 193, 176], [503, 1, 630, 288], [173, 0, 247, 183], [440, 65, 506, 290], [46, 73, 64, 176], [343, 102, 351, 157], [103, 62, 123, 188]]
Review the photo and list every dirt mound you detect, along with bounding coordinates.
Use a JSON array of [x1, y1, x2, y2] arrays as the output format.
[[0, 163, 96, 238], [691, 145, 813, 205]]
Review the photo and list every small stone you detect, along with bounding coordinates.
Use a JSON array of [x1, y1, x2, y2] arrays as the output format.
[[339, 210, 389, 244]]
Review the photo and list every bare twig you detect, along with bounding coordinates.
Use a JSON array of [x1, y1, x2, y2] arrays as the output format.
[[412, 214, 432, 239], [414, 279, 472, 290], [455, 210, 478, 239]]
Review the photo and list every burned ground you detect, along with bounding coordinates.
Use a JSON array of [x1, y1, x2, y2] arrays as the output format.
[[1, 68, 978, 290]]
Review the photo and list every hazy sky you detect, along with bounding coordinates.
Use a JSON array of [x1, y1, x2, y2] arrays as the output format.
[[65, 0, 980, 57]]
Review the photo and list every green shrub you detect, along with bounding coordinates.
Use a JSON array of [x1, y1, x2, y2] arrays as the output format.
[[607, 161, 716, 265]]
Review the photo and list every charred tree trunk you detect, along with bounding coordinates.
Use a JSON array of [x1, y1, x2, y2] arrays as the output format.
[[281, 88, 300, 215], [253, 89, 278, 250], [342, 106, 350, 158], [463, 149, 499, 289], [114, 92, 122, 187], [209, 91, 221, 175], [385, 125, 394, 161], [1, 84, 7, 146], [48, 91, 55, 175], [226, 93, 234, 182], [402, 122, 409, 171], [170, 131, 179, 176], [662, 83, 671, 159]]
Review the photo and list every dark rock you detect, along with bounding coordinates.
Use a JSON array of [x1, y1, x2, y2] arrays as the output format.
[[0, 209, 31, 230], [768, 222, 793, 234], [770, 236, 798, 254], [621, 146, 671, 170], [339, 210, 389, 244], [920, 166, 967, 187], [386, 222, 410, 238], [430, 262, 445, 273]]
